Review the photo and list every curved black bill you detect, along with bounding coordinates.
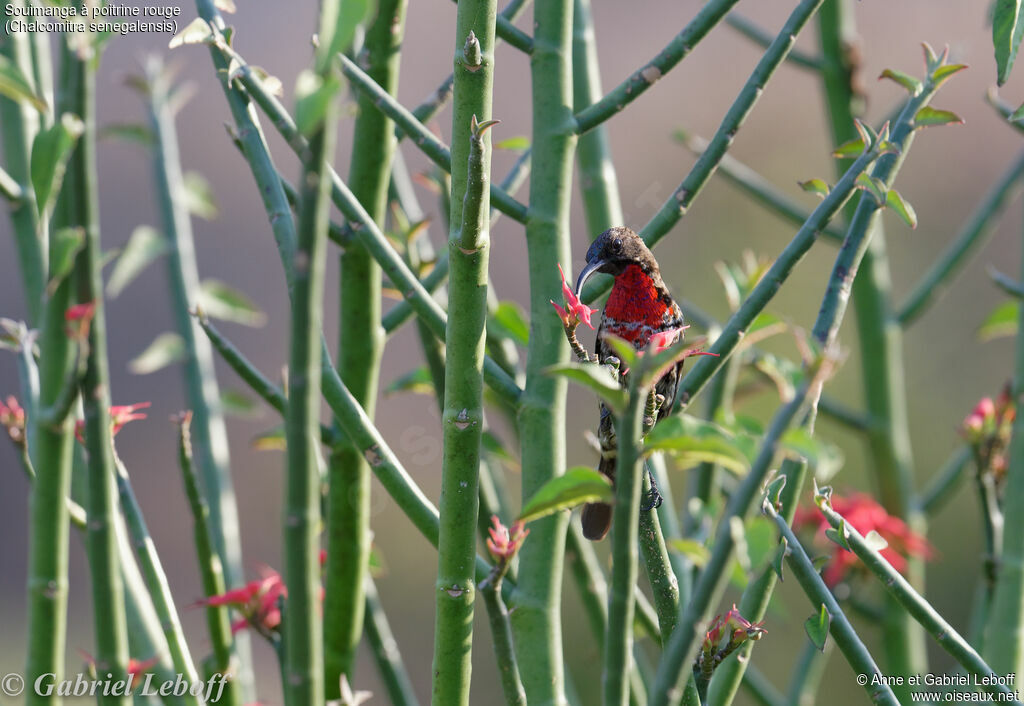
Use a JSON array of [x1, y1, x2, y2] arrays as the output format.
[[574, 259, 607, 299]]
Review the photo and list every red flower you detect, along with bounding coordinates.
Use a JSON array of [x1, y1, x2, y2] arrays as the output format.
[[551, 263, 598, 330], [199, 568, 287, 636], [75, 401, 151, 444], [65, 302, 96, 340], [0, 395, 26, 445], [486, 515, 529, 562], [703, 604, 766, 649], [794, 492, 933, 587], [78, 650, 158, 679]]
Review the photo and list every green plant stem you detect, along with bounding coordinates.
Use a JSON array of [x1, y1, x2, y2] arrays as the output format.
[[638, 469, 679, 645], [481, 574, 527, 706], [649, 379, 812, 706], [638, 0, 824, 248], [765, 505, 899, 705], [326, 2, 406, 697], [898, 149, 1024, 326], [919, 446, 971, 515], [815, 497, 1020, 701], [0, 165, 22, 201], [603, 374, 649, 706], [447, 0, 532, 53], [223, 56, 522, 404], [113, 455, 204, 705], [71, 34, 131, 703], [786, 639, 832, 706], [281, 9, 344, 704], [364, 578, 421, 706], [574, 0, 740, 134], [678, 132, 845, 242], [739, 663, 787, 706], [337, 53, 527, 224], [983, 202, 1024, 683], [724, 12, 823, 70], [572, 0, 623, 232], [177, 414, 238, 706], [432, 1, 497, 698], [511, 1, 575, 702]]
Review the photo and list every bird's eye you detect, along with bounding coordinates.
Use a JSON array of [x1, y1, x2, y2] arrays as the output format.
[[612, 238, 622, 252]]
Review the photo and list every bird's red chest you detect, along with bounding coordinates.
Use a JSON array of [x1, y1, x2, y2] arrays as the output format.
[[603, 264, 670, 344]]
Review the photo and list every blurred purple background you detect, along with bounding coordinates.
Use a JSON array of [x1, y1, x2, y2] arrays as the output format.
[[2, 2, 1023, 703]]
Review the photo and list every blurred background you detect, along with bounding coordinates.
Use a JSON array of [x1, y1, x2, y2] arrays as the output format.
[[2, 1, 1022, 703]]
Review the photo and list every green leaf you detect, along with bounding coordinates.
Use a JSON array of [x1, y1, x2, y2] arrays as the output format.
[[781, 428, 844, 482], [543, 362, 625, 414], [169, 17, 214, 49], [294, 70, 343, 137], [495, 136, 530, 151], [748, 312, 784, 336], [489, 301, 529, 345], [878, 68, 922, 95], [764, 474, 787, 510], [931, 63, 968, 88], [831, 138, 865, 159], [993, 0, 1024, 85], [798, 178, 830, 199], [519, 466, 613, 524], [0, 54, 46, 112], [30, 114, 85, 217], [990, 267, 1024, 299], [385, 366, 435, 396], [825, 520, 850, 550], [771, 537, 788, 582], [600, 334, 637, 372], [668, 539, 710, 567], [129, 332, 186, 374], [221, 389, 261, 417], [978, 300, 1019, 341], [107, 225, 168, 298], [199, 279, 267, 327], [252, 426, 286, 451], [804, 604, 831, 652], [643, 415, 755, 474], [47, 227, 85, 294], [100, 122, 155, 146], [913, 106, 965, 129], [885, 189, 918, 228], [482, 431, 519, 472], [855, 173, 886, 206], [320, 0, 372, 64], [863, 529, 889, 552], [184, 171, 218, 220]]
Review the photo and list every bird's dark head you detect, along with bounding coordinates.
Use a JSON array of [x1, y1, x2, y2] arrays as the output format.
[[575, 226, 657, 297]]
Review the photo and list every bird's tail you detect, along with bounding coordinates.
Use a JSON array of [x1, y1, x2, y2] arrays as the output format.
[[581, 454, 615, 541]]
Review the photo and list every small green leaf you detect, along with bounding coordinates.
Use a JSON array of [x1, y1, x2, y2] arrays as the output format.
[[643, 415, 755, 474], [184, 171, 218, 220], [668, 539, 710, 567], [764, 474, 787, 509], [199, 279, 267, 327], [385, 366, 434, 396], [798, 178, 830, 199], [1011, 101, 1024, 123], [931, 63, 968, 88], [30, 114, 85, 217], [100, 123, 155, 146], [748, 312, 784, 336], [519, 466, 613, 524], [107, 226, 169, 298], [482, 431, 519, 472], [979, 300, 1019, 341], [825, 520, 850, 550], [252, 426, 286, 451], [863, 530, 889, 552], [0, 54, 46, 112], [495, 136, 530, 151], [320, 0, 372, 65], [543, 362, 626, 414], [47, 228, 85, 294], [294, 70, 342, 137], [811, 554, 831, 572], [855, 173, 886, 206], [804, 604, 831, 652], [489, 301, 529, 345], [993, 0, 1024, 85], [914, 106, 965, 129], [221, 389, 261, 417], [129, 332, 186, 374], [831, 138, 865, 159], [600, 334, 638, 372], [878, 68, 922, 95], [771, 537, 788, 582], [781, 428, 844, 482], [168, 17, 214, 49], [990, 267, 1024, 299], [885, 189, 917, 228]]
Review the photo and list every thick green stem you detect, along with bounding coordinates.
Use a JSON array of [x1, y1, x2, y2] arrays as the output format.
[[638, 469, 679, 645], [365, 578, 421, 706], [724, 12, 823, 70], [511, 1, 576, 703], [765, 505, 898, 705], [71, 31, 131, 703], [983, 203, 1024, 684], [574, 0, 740, 134], [432, 1, 497, 698], [325, 1, 406, 697], [481, 575, 528, 706]]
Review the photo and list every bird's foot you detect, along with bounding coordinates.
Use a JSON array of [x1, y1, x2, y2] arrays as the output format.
[[641, 464, 662, 512]]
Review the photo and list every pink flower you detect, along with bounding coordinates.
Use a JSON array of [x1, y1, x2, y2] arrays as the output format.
[[794, 492, 933, 587], [65, 302, 96, 340], [703, 604, 766, 649], [199, 568, 287, 636], [486, 515, 529, 562], [75, 402, 151, 444], [551, 263, 598, 330], [0, 395, 26, 445], [78, 650, 159, 679]]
